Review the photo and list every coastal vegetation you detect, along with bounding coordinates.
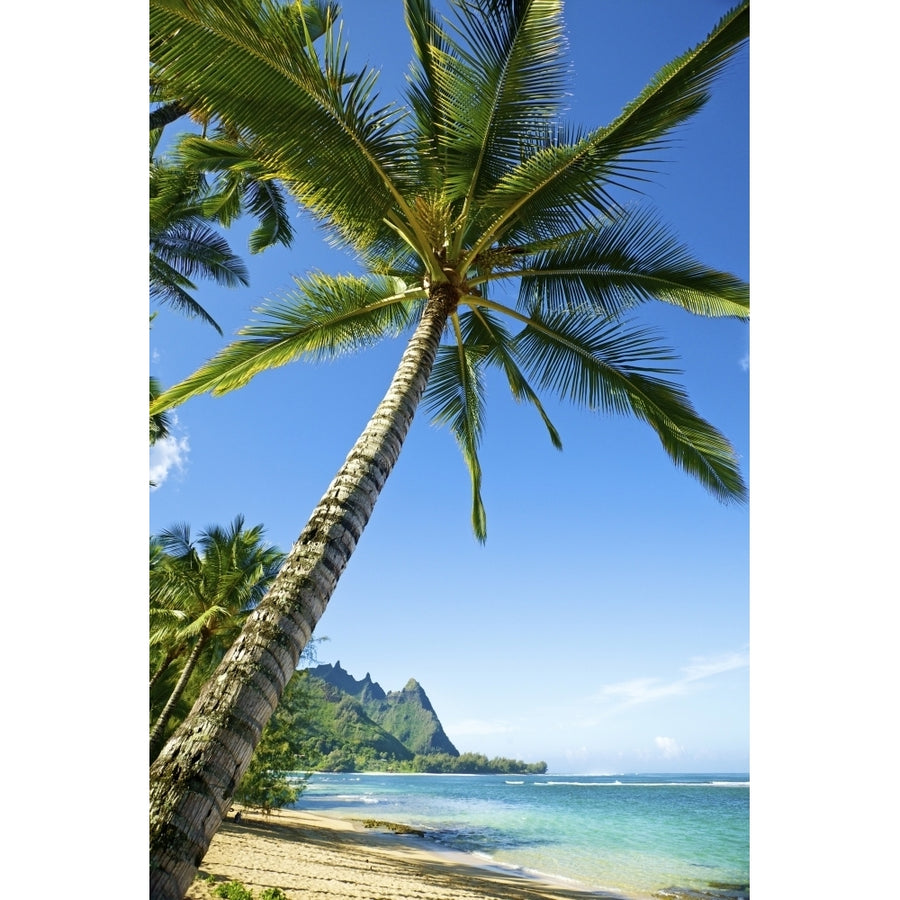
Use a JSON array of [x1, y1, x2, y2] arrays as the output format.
[[148, 1, 750, 896]]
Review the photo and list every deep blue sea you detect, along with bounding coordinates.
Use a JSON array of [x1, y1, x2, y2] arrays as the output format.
[[292, 772, 749, 899]]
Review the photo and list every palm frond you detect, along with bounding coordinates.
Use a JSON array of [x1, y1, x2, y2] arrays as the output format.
[[149, 256, 223, 333], [467, 1, 748, 262], [512, 310, 746, 502], [150, 274, 423, 413], [462, 305, 562, 449], [498, 211, 748, 319], [424, 314, 488, 539], [243, 177, 295, 253], [436, 0, 568, 217], [151, 221, 250, 288], [597, 2, 749, 164], [472, 125, 628, 248], [151, 0, 423, 253], [154, 523, 199, 560], [173, 135, 296, 253], [404, 0, 452, 189]]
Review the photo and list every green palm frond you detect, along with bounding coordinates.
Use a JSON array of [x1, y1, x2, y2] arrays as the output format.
[[473, 125, 627, 247], [150, 220, 249, 333], [467, 2, 749, 262], [461, 305, 563, 449], [150, 2, 340, 133], [153, 522, 201, 565], [434, 0, 568, 218], [151, 221, 250, 289], [512, 310, 745, 501], [358, 234, 429, 282], [243, 176, 294, 253], [150, 149, 254, 332], [424, 314, 488, 539], [501, 210, 749, 319], [404, 0, 452, 189], [151, 0, 425, 254], [597, 2, 749, 164], [150, 274, 424, 413], [173, 136, 296, 253], [149, 255, 223, 332]]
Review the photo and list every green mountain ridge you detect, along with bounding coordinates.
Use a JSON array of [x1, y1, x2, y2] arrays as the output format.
[[294, 662, 546, 774], [307, 662, 459, 757]]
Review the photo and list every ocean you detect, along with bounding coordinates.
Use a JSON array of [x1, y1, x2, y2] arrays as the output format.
[[291, 772, 749, 900]]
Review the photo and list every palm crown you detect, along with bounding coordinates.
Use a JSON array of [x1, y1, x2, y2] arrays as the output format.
[[151, 0, 748, 540]]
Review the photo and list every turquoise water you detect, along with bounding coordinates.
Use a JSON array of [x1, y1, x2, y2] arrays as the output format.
[[293, 773, 749, 899]]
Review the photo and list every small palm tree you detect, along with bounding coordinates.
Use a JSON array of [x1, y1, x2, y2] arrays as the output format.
[[148, 1, 749, 895], [148, 517, 284, 763]]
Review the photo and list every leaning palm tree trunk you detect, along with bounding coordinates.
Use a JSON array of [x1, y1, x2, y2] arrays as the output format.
[[149, 290, 454, 900], [149, 635, 209, 763]]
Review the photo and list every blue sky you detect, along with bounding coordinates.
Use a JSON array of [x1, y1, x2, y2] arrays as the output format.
[[150, 0, 749, 774]]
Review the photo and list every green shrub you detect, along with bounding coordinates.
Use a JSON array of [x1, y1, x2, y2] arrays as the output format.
[[213, 880, 254, 900], [259, 889, 288, 900]]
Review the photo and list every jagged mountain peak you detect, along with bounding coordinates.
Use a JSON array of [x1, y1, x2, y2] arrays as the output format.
[[306, 662, 458, 757]]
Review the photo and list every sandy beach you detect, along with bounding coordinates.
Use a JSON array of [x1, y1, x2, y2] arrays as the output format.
[[184, 807, 630, 900]]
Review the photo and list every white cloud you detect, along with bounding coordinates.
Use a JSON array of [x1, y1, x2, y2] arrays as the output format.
[[150, 432, 190, 489], [599, 677, 687, 705], [681, 650, 749, 682], [739, 350, 749, 372], [655, 736, 683, 759], [592, 649, 749, 711]]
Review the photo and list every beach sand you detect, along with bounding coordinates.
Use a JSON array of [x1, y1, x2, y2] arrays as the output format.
[[184, 807, 630, 900]]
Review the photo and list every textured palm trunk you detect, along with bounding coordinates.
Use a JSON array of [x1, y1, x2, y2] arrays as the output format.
[[149, 288, 456, 900], [150, 634, 209, 763]]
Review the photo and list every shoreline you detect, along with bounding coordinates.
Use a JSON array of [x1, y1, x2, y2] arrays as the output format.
[[184, 806, 639, 900]]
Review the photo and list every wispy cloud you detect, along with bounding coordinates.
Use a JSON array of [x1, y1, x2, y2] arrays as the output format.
[[592, 649, 749, 711], [681, 650, 749, 682], [600, 677, 686, 705], [739, 350, 749, 372], [150, 427, 190, 490]]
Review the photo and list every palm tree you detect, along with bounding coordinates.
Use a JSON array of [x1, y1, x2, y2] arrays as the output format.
[[148, 517, 285, 763], [148, 1, 749, 895]]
